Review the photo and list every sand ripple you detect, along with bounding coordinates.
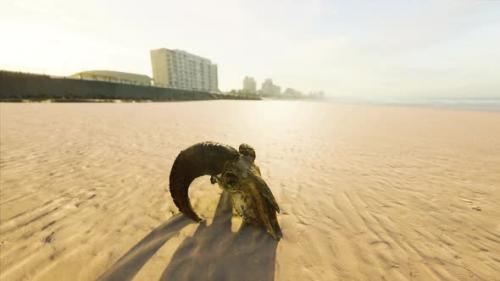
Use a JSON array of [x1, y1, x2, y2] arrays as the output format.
[[1, 101, 499, 281]]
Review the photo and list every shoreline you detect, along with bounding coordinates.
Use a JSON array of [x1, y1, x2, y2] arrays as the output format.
[[2, 98, 498, 114], [327, 97, 500, 113], [0, 95, 261, 103]]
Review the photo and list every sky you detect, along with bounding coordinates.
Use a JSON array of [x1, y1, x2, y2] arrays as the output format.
[[0, 0, 499, 98]]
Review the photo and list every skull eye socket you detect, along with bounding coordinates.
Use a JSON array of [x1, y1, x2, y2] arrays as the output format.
[[224, 172, 238, 186]]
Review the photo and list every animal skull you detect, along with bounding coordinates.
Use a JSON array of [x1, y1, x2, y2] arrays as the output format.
[[169, 142, 282, 240]]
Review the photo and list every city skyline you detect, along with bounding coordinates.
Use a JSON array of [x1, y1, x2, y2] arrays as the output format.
[[1, 0, 499, 98]]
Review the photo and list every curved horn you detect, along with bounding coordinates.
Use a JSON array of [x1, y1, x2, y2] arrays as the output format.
[[169, 142, 238, 221]]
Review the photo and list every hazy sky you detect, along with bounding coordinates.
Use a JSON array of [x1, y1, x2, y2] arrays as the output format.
[[1, 0, 499, 98]]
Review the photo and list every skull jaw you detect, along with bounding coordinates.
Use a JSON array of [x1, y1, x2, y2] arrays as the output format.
[[214, 157, 282, 240], [222, 186, 282, 241]]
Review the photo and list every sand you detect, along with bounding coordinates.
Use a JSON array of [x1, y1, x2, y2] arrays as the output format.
[[0, 101, 499, 281]]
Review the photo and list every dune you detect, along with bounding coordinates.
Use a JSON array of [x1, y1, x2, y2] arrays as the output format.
[[0, 101, 499, 281]]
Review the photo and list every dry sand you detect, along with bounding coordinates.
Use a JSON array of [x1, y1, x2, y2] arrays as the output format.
[[0, 101, 499, 281]]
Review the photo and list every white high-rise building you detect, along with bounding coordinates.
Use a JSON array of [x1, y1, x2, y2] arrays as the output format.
[[150, 48, 218, 92]]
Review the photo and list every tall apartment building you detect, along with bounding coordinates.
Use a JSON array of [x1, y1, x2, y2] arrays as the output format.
[[242, 76, 257, 94], [261, 79, 281, 96], [150, 48, 218, 92]]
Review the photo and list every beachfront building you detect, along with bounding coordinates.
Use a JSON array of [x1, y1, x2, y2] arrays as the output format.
[[150, 48, 218, 92], [242, 76, 257, 94], [69, 70, 151, 86], [261, 79, 281, 96]]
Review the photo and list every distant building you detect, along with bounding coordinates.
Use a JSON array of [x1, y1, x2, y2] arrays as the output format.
[[261, 79, 281, 96], [70, 70, 151, 86], [150, 48, 218, 92], [209, 64, 218, 92], [242, 76, 257, 94], [283, 88, 303, 97]]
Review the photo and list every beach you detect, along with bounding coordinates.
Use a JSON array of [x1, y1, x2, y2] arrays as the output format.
[[1, 101, 499, 281]]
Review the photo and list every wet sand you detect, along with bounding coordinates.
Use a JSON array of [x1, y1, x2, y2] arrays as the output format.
[[1, 101, 499, 281]]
